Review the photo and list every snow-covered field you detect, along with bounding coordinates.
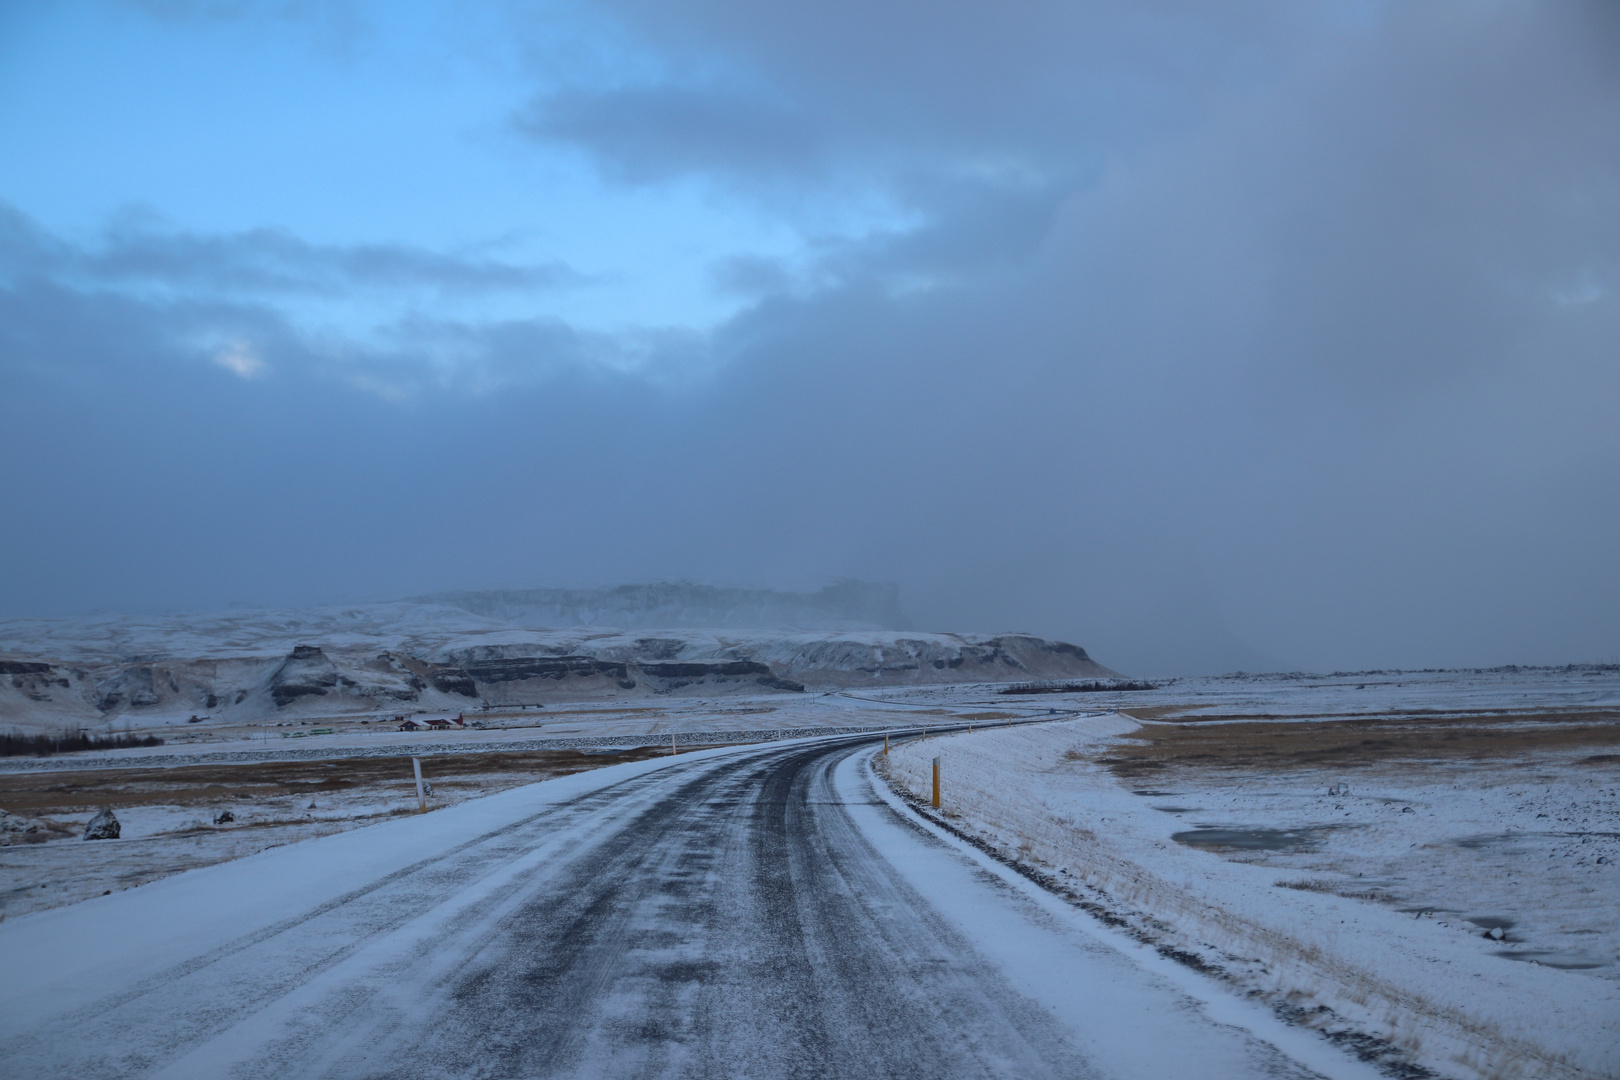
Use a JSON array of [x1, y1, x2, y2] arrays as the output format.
[[883, 664, 1620, 720], [5, 661, 1616, 1077], [878, 672, 1620, 1080], [0, 694, 1015, 919], [0, 690, 1017, 771]]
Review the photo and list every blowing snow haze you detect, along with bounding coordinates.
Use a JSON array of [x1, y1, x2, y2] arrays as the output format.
[[0, 1, 1616, 676]]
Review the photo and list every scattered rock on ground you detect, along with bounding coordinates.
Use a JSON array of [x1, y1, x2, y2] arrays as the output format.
[[213, 809, 234, 824], [1, 808, 40, 843], [83, 807, 120, 841]]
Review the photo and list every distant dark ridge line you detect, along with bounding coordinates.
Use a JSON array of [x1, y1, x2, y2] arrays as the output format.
[[1000, 680, 1156, 695], [2, 729, 166, 757]]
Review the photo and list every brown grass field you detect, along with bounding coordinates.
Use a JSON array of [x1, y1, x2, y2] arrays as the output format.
[[0, 747, 673, 822], [1096, 708, 1620, 778]]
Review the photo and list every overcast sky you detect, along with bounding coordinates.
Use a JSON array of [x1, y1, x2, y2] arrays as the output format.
[[1, 0, 1616, 675]]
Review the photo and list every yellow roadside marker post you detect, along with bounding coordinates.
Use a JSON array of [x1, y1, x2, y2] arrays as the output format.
[[931, 756, 941, 809], [884, 733, 889, 755]]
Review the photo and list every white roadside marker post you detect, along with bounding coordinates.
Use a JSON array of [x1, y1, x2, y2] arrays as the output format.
[[671, 732, 677, 756], [412, 757, 426, 813], [931, 756, 941, 809]]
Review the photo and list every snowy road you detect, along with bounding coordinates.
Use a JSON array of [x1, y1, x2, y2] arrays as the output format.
[[0, 736, 1381, 1080]]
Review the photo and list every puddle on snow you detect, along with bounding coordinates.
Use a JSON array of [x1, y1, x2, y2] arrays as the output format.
[[1152, 806, 1199, 814], [1496, 950, 1609, 970], [1453, 832, 1537, 850], [1453, 830, 1620, 850], [1172, 825, 1338, 852]]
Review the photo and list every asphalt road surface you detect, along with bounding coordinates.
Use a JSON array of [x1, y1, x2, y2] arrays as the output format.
[[0, 736, 1378, 1079]]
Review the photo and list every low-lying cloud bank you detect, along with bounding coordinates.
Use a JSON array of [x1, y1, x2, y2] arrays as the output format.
[[1, 2, 1616, 675]]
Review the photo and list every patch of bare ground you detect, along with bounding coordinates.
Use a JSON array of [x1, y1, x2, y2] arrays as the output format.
[[1092, 709, 1620, 778], [1117, 705, 1208, 721], [0, 747, 670, 818], [0, 746, 679, 919]]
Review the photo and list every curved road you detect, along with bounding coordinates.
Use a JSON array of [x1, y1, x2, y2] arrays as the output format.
[[0, 736, 1376, 1080]]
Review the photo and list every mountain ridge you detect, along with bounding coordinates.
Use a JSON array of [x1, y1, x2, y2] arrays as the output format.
[[0, 585, 1119, 732]]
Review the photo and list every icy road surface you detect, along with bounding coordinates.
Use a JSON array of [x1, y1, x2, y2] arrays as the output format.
[[0, 736, 1381, 1080]]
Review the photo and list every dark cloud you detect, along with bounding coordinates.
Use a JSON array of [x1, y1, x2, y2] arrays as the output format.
[[708, 254, 794, 297], [512, 0, 1310, 256], [519, 85, 821, 185], [527, 1, 1288, 173], [0, 203, 581, 298], [3, 1, 1617, 675]]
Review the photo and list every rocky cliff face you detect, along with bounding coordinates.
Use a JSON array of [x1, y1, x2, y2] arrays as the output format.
[[424, 649, 808, 701], [743, 633, 1109, 687], [266, 645, 341, 707], [1, 660, 100, 725], [418, 631, 1113, 700], [3, 660, 77, 703], [0, 593, 1120, 732]]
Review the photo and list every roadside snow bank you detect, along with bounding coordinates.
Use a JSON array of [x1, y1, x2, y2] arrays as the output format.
[[879, 717, 1618, 1080]]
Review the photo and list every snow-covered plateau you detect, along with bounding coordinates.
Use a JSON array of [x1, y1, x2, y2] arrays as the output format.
[[878, 668, 1620, 1080], [0, 589, 1116, 734]]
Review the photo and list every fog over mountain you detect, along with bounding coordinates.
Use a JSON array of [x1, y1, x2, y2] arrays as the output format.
[[0, 2, 1616, 675], [412, 582, 912, 633]]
